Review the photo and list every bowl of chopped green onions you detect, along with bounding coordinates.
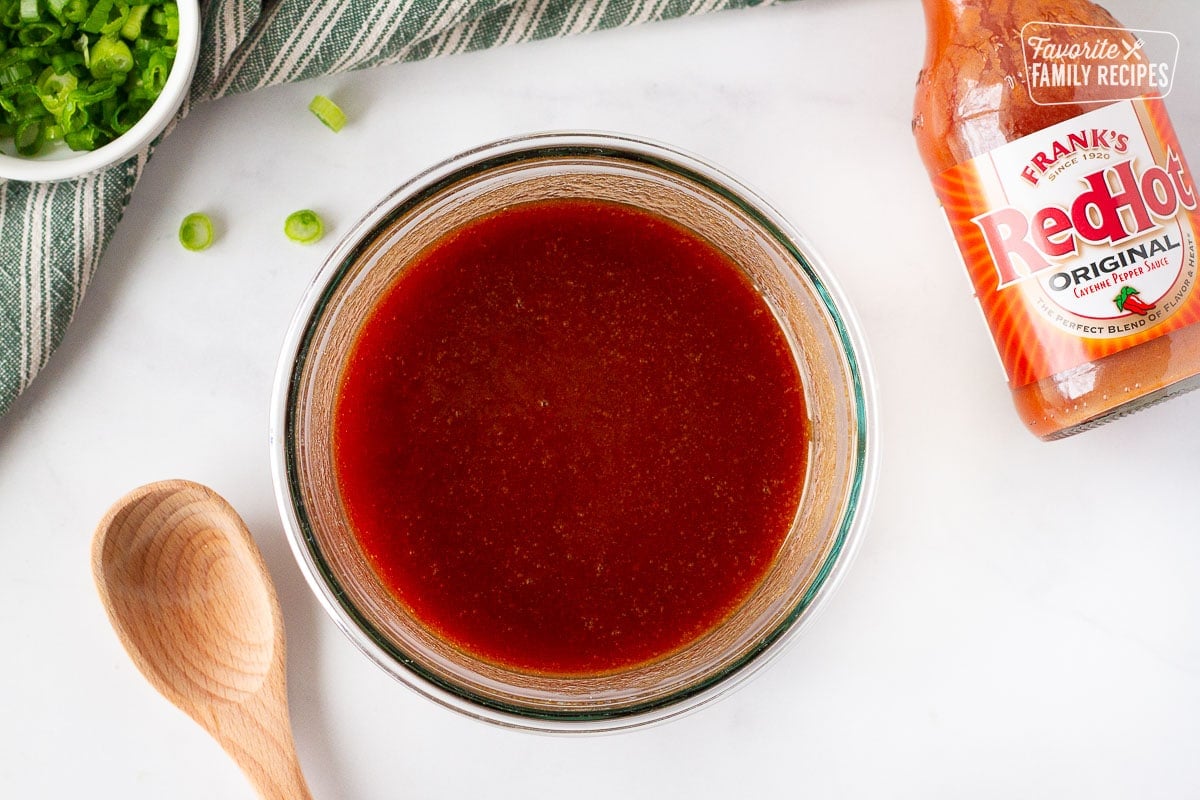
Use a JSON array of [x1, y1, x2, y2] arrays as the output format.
[[0, 0, 198, 182]]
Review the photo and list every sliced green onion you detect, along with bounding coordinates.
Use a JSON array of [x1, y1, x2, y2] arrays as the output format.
[[308, 95, 345, 132], [61, 0, 87, 24], [70, 78, 119, 105], [49, 50, 83, 72], [284, 210, 324, 244], [106, 100, 139, 134], [121, 4, 149, 41], [0, 83, 43, 116], [14, 117, 44, 155], [0, 62, 34, 88], [134, 46, 172, 97], [147, 5, 177, 40], [80, 0, 116, 34], [166, 11, 179, 41], [179, 213, 215, 252], [57, 97, 86, 133], [18, 23, 63, 48], [89, 35, 131, 79], [1, 4, 18, 28], [36, 66, 77, 114], [63, 125, 98, 150], [0, 0, 179, 156], [19, 0, 40, 23]]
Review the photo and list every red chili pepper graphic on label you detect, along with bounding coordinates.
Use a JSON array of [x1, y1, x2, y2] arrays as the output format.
[[1114, 285, 1156, 316]]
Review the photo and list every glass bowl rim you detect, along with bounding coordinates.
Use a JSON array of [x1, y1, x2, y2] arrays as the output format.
[[269, 130, 880, 733]]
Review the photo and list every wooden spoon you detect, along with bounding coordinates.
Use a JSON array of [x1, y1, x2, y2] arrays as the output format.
[[92, 479, 313, 800]]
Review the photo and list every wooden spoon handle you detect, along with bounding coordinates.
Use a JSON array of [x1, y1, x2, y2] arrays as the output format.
[[227, 734, 314, 800], [217, 690, 314, 800]]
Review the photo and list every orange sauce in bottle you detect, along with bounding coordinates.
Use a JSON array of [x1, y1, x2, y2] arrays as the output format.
[[914, 0, 1200, 439]]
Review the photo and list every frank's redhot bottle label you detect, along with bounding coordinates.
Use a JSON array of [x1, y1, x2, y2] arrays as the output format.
[[935, 98, 1200, 387]]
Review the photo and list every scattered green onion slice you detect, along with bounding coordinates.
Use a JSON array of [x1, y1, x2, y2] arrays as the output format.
[[0, 0, 180, 157], [179, 212, 214, 251], [308, 95, 345, 132], [284, 209, 324, 244]]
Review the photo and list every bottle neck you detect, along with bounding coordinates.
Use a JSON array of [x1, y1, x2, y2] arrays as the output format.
[[920, 0, 958, 30], [920, 0, 964, 69]]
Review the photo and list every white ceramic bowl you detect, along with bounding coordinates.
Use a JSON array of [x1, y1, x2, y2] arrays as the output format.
[[0, 0, 200, 183]]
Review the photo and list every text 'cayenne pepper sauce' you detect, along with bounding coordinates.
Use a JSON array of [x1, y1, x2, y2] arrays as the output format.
[[914, 0, 1200, 440]]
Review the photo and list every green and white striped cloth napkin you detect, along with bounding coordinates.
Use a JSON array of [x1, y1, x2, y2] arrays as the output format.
[[0, 0, 781, 419]]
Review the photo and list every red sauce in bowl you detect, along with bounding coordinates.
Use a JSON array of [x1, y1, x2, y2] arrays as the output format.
[[333, 198, 808, 675]]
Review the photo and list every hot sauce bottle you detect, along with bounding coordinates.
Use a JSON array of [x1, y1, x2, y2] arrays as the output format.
[[914, 0, 1200, 439]]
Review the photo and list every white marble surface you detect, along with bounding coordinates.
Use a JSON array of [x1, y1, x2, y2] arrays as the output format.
[[3, 0, 1200, 797]]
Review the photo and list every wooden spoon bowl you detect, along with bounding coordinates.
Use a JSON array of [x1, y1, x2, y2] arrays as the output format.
[[92, 480, 312, 800]]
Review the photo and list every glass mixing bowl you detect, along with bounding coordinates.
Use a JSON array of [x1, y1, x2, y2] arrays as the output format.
[[270, 132, 878, 732]]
